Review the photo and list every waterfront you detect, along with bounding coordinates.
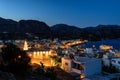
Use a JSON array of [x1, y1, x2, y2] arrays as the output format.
[[85, 39, 120, 50]]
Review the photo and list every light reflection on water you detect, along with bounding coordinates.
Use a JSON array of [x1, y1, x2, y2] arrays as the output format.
[[85, 39, 120, 50]]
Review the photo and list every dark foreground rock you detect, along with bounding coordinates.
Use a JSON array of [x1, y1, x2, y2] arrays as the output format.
[[0, 71, 16, 80]]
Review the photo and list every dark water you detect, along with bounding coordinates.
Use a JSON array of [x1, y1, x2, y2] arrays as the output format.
[[85, 39, 120, 49]]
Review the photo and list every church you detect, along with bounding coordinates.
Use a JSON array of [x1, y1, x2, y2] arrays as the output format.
[[23, 40, 57, 66]]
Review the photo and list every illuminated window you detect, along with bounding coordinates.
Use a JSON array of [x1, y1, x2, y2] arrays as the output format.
[[43, 51, 45, 53]]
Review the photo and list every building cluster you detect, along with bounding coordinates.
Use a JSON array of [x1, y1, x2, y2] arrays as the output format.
[[0, 39, 120, 80]]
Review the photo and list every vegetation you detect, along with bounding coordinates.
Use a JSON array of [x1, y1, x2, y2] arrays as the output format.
[[0, 43, 57, 80], [1, 43, 30, 74], [50, 55, 61, 67], [0, 17, 120, 41], [31, 63, 57, 80]]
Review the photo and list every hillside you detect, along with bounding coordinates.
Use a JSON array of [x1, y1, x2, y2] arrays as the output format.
[[51, 24, 120, 41], [0, 17, 52, 39], [0, 17, 120, 41]]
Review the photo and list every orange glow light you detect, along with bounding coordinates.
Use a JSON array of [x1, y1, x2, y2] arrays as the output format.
[[80, 74, 85, 79]]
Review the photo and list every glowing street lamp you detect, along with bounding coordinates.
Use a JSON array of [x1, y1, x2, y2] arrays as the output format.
[[18, 55, 21, 59]]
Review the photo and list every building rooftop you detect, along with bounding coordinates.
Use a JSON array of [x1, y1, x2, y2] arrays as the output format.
[[63, 56, 101, 63], [26, 48, 50, 52], [111, 58, 120, 61], [75, 57, 100, 63]]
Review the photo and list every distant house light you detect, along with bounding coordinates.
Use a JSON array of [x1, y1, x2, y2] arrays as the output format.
[[80, 74, 85, 79]]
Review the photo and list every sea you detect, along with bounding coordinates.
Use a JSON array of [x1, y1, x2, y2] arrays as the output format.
[[85, 39, 120, 50]]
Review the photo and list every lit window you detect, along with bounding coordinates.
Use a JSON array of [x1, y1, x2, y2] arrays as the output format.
[[18, 55, 21, 58]]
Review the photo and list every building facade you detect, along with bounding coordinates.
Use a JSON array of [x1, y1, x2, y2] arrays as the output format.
[[62, 56, 102, 77]]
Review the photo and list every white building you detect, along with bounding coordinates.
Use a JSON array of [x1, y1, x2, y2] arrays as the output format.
[[102, 54, 110, 67], [62, 56, 102, 77], [85, 48, 94, 54], [111, 58, 120, 71], [22, 40, 57, 66]]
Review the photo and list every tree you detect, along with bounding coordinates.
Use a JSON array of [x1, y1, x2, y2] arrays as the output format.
[[1, 42, 30, 73], [32, 65, 57, 80], [45, 67, 57, 80], [50, 55, 61, 67]]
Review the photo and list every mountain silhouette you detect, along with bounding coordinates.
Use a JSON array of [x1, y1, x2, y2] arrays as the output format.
[[0, 17, 120, 41]]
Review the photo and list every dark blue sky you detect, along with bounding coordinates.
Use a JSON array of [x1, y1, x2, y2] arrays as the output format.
[[0, 0, 120, 27]]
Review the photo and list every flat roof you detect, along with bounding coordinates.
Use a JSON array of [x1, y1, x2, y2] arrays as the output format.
[[75, 57, 100, 63], [111, 58, 120, 61], [63, 56, 100, 63]]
